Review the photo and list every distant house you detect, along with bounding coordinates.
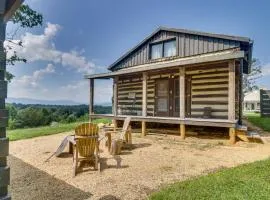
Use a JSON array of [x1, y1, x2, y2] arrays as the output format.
[[244, 90, 260, 112], [84, 27, 253, 143]]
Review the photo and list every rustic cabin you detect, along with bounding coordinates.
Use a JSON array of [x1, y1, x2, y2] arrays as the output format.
[[84, 27, 253, 143]]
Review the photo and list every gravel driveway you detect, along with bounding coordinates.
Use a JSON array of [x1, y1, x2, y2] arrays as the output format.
[[9, 131, 270, 199]]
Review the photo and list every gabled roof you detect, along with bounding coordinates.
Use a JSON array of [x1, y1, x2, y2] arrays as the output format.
[[108, 26, 252, 71], [244, 90, 260, 102]]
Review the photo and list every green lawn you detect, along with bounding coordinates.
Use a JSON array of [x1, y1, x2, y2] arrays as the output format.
[[8, 118, 111, 141], [150, 158, 270, 200], [245, 112, 270, 132]]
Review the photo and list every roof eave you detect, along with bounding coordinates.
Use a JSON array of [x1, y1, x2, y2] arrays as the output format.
[[87, 49, 245, 79]]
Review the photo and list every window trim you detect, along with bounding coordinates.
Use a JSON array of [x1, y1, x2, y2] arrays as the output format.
[[149, 38, 177, 60]]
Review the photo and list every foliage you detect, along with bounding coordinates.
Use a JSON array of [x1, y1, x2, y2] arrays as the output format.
[[6, 103, 112, 129], [8, 122, 80, 141], [8, 118, 111, 141], [11, 4, 43, 28], [243, 58, 262, 94], [5, 4, 43, 81], [150, 158, 270, 200]]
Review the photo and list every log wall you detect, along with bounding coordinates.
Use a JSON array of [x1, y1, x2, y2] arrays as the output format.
[[117, 62, 238, 120], [186, 63, 229, 119], [117, 76, 143, 116]]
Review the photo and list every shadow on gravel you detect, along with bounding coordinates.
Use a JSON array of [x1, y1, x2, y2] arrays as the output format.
[[8, 155, 92, 200]]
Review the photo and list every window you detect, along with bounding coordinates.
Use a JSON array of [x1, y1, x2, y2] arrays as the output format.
[[150, 39, 176, 59], [151, 43, 163, 59], [164, 40, 176, 57]]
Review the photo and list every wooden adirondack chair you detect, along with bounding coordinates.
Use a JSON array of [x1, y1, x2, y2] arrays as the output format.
[[104, 117, 132, 155], [73, 123, 100, 176]]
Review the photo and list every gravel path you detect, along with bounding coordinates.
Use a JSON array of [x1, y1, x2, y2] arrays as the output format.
[[9, 155, 92, 200], [9, 131, 270, 200]]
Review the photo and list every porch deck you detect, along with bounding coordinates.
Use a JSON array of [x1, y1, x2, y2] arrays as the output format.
[[89, 113, 237, 128]]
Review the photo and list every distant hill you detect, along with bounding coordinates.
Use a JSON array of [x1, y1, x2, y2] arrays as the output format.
[[7, 97, 83, 105], [6, 97, 111, 106]]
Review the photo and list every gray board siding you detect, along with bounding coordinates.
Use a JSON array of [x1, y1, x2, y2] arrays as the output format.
[[111, 30, 241, 71]]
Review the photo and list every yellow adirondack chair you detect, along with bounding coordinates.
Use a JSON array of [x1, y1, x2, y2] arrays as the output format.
[[104, 117, 132, 155], [73, 123, 100, 176]]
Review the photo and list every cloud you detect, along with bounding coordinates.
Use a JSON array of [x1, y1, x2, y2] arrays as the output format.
[[5, 23, 96, 73], [6, 22, 110, 103], [11, 63, 55, 88], [261, 63, 270, 77], [60, 80, 113, 104], [9, 76, 112, 104]]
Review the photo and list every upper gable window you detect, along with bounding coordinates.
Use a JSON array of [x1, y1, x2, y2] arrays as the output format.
[[150, 39, 176, 59], [151, 43, 163, 59], [164, 40, 176, 57]]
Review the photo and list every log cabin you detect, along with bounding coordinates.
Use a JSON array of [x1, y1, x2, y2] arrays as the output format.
[[84, 27, 253, 143]]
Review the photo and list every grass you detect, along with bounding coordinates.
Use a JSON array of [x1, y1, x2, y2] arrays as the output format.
[[244, 112, 270, 132], [150, 158, 270, 200], [8, 118, 111, 141]]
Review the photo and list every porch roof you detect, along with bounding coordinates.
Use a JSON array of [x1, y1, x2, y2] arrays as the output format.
[[84, 49, 245, 79]]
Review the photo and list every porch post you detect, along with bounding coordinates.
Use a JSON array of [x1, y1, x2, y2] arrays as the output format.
[[113, 76, 118, 116], [179, 67, 186, 139], [239, 59, 244, 125], [228, 60, 235, 121], [89, 78, 94, 122], [1, 2, 23, 199], [0, 14, 9, 200], [228, 60, 236, 144], [142, 72, 147, 137], [112, 76, 118, 130]]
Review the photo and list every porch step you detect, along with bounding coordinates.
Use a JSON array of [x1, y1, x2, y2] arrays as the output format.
[[236, 125, 265, 143]]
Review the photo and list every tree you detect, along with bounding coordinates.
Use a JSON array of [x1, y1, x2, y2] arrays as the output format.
[[243, 58, 262, 94], [5, 4, 43, 82]]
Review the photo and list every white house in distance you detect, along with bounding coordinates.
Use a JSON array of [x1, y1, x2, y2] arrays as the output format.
[[244, 90, 260, 112]]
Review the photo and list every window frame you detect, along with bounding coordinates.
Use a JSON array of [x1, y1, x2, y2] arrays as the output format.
[[149, 38, 177, 60]]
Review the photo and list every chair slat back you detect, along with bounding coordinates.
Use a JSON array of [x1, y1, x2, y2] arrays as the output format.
[[75, 123, 99, 136], [120, 117, 131, 140], [76, 137, 98, 157], [122, 117, 131, 132]]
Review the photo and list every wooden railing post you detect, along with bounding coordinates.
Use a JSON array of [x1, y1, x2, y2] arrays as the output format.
[[142, 72, 147, 137], [89, 78, 94, 122], [179, 67, 186, 139]]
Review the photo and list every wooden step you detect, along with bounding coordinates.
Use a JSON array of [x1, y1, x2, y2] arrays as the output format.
[[235, 126, 264, 143]]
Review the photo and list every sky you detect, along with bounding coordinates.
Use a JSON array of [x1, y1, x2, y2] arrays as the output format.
[[6, 0, 270, 104]]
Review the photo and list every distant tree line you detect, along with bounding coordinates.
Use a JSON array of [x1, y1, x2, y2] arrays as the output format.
[[6, 103, 112, 129]]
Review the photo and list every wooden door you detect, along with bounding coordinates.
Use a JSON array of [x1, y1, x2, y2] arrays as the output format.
[[155, 78, 180, 117], [155, 79, 170, 116]]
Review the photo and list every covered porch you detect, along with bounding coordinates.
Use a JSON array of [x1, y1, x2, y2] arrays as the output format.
[[85, 49, 245, 143]]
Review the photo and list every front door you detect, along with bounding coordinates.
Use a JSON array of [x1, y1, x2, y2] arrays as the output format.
[[155, 79, 170, 116], [155, 78, 180, 117]]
